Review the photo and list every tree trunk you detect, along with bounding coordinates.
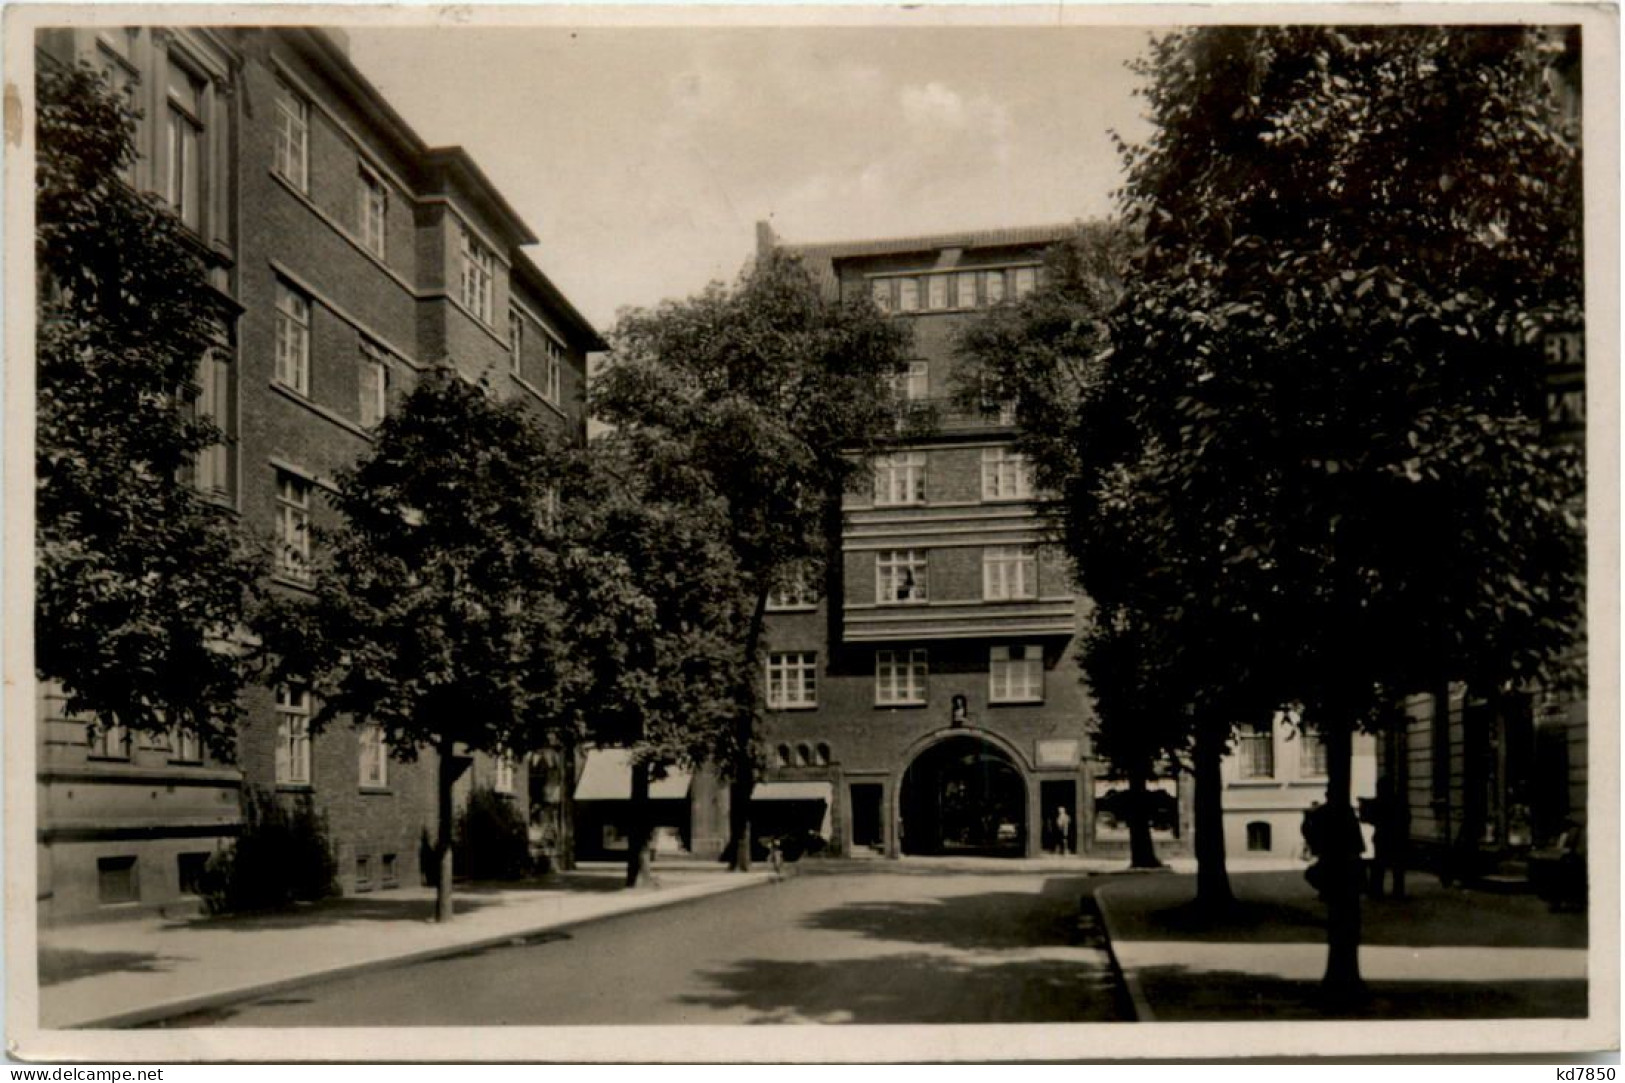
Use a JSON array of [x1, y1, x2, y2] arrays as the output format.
[[1127, 766, 1164, 869], [1320, 717, 1365, 1002], [625, 759, 656, 889], [726, 587, 771, 872], [435, 735, 457, 924], [1193, 719, 1233, 910]]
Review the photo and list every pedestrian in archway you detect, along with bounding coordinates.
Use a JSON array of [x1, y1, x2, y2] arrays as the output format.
[[1053, 806, 1072, 856]]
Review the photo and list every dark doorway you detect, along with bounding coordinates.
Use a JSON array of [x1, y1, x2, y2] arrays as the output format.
[[900, 736, 1027, 856], [850, 783, 884, 851], [1040, 778, 1077, 854]]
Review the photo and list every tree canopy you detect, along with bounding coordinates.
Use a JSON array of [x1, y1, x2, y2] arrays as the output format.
[[36, 61, 263, 757]]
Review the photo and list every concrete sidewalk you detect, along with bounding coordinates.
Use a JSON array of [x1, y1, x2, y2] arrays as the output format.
[[39, 867, 772, 1029], [1094, 868, 1589, 1021]]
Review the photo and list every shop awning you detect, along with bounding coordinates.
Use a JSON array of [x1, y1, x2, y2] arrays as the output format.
[[575, 748, 692, 801]]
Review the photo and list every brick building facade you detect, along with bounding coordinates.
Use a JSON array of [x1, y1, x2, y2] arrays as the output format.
[[36, 26, 601, 919]]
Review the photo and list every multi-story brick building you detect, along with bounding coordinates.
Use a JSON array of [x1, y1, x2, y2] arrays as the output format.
[[751, 223, 1105, 860], [35, 26, 602, 920]]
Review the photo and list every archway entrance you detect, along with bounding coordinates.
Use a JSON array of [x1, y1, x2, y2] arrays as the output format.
[[899, 735, 1027, 856]]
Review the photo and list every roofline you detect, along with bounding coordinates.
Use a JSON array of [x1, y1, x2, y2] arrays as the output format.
[[776, 221, 1089, 261], [513, 252, 609, 353]]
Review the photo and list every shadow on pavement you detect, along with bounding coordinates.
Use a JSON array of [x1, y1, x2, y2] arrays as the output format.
[[799, 878, 1094, 953], [1133, 965, 1588, 1021], [39, 946, 182, 986], [680, 951, 1128, 1024]]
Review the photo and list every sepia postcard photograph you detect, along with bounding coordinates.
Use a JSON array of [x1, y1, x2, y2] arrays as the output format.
[[3, 1, 1618, 1064]]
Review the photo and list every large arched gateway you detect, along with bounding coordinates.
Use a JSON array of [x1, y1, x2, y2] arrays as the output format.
[[899, 735, 1028, 856]]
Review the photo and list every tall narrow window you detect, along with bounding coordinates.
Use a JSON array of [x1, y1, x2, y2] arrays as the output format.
[[897, 277, 921, 312], [926, 273, 949, 310], [87, 723, 131, 761], [983, 546, 1037, 600], [876, 550, 928, 604], [508, 312, 524, 375], [459, 225, 496, 325], [873, 453, 926, 507], [981, 447, 1033, 501], [275, 685, 312, 785], [359, 345, 389, 430], [1012, 265, 1039, 299], [192, 344, 233, 498], [275, 471, 312, 581], [1238, 720, 1274, 780], [1299, 726, 1329, 777], [766, 652, 818, 709], [984, 270, 1006, 304], [989, 644, 1044, 703], [359, 166, 388, 257], [870, 278, 893, 313], [169, 726, 202, 764], [274, 80, 309, 191], [542, 337, 563, 404], [165, 60, 204, 230], [875, 649, 928, 705], [359, 723, 388, 788], [494, 754, 517, 795], [954, 271, 979, 309], [274, 281, 311, 396]]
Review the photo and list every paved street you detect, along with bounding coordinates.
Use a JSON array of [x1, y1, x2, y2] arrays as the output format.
[[152, 866, 1127, 1026]]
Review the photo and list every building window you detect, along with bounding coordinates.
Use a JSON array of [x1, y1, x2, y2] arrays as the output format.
[[360, 723, 388, 788], [274, 281, 311, 396], [273, 80, 309, 192], [876, 549, 928, 604], [796, 743, 813, 767], [926, 273, 949, 310], [96, 43, 140, 184], [873, 452, 926, 507], [952, 271, 977, 309], [164, 59, 205, 231], [983, 546, 1037, 601], [381, 853, 399, 887], [887, 360, 929, 404], [191, 345, 233, 498], [897, 277, 920, 312], [359, 345, 389, 430], [775, 744, 792, 768], [767, 565, 819, 610], [816, 742, 832, 766], [97, 856, 139, 905], [1246, 821, 1272, 852], [494, 753, 517, 795], [169, 726, 202, 764], [459, 225, 496, 325], [984, 270, 1006, 305], [981, 447, 1033, 501], [870, 278, 892, 313], [541, 336, 564, 404], [508, 312, 524, 374], [1012, 265, 1039, 299], [1238, 720, 1274, 780], [876, 649, 928, 705], [358, 166, 388, 257], [275, 685, 312, 785], [356, 854, 373, 892], [989, 644, 1044, 703], [275, 471, 313, 581], [177, 852, 209, 896], [766, 651, 818, 709], [87, 723, 131, 761], [1299, 728, 1329, 778]]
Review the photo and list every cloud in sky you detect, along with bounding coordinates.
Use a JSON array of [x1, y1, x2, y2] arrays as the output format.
[[347, 24, 1155, 330]]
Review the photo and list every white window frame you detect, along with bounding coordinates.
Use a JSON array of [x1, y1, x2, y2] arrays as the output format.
[[926, 273, 949, 310], [875, 649, 928, 706], [981, 447, 1033, 501], [542, 336, 563, 404], [359, 165, 388, 258], [876, 549, 929, 604], [87, 723, 131, 761], [1013, 265, 1039, 299], [888, 360, 929, 404], [459, 225, 496, 325], [897, 276, 920, 312], [494, 753, 517, 795], [274, 282, 311, 396], [359, 723, 388, 788], [873, 452, 926, 507], [359, 345, 389, 430], [954, 271, 979, 309], [508, 311, 524, 375], [274, 80, 309, 192], [275, 685, 312, 785], [1238, 721, 1275, 780], [983, 546, 1037, 601], [1299, 728, 1329, 778], [169, 726, 203, 764], [164, 59, 204, 231], [767, 566, 819, 610], [984, 269, 1006, 305], [275, 471, 312, 581], [870, 278, 893, 313], [766, 651, 818, 710], [989, 644, 1044, 703]]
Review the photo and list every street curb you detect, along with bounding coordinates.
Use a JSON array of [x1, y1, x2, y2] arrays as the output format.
[[1092, 883, 1157, 1024], [66, 873, 775, 1030]]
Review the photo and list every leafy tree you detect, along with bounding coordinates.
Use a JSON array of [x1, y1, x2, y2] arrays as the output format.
[[1109, 26, 1584, 999], [257, 370, 582, 923], [594, 249, 913, 869], [36, 62, 263, 757], [556, 435, 750, 887]]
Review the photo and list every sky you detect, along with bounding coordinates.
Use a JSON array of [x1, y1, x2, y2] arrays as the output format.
[[346, 21, 1158, 331]]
